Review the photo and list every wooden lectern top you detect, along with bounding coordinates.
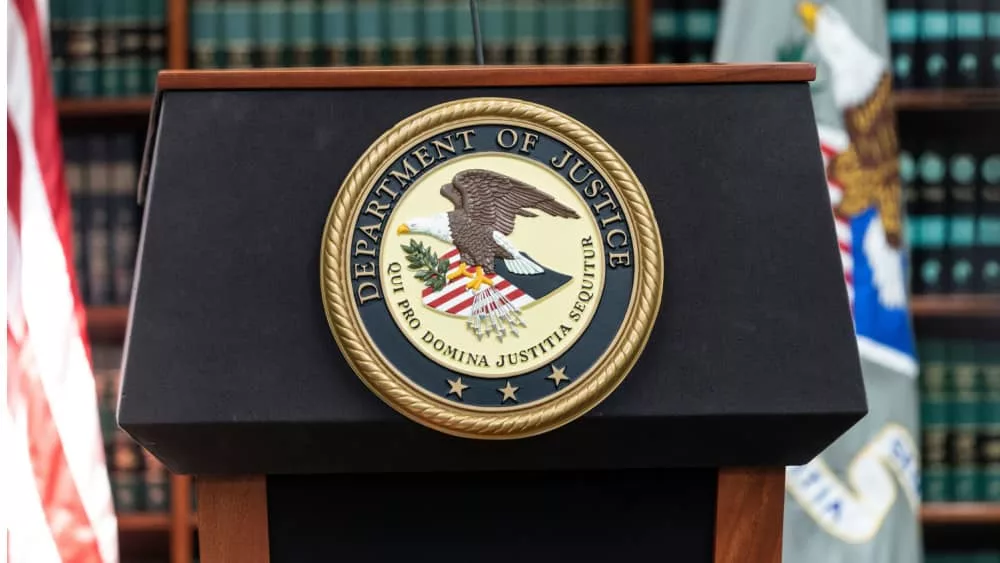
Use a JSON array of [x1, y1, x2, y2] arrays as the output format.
[[155, 63, 816, 91]]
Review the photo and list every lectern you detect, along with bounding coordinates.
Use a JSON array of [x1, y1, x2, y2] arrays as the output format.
[[118, 64, 866, 563]]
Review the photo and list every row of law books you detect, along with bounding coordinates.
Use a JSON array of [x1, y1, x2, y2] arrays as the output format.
[[902, 146, 1000, 294], [93, 346, 171, 514], [189, 0, 630, 69], [49, 0, 167, 99], [919, 339, 1000, 503], [926, 552, 1000, 563], [888, 0, 1000, 89], [650, 0, 718, 64], [65, 132, 143, 306]]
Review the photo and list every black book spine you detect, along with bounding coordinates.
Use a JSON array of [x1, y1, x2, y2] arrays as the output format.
[[915, 146, 950, 293], [989, 0, 1000, 85], [919, 0, 951, 87], [978, 153, 1000, 292], [949, 152, 979, 293], [50, 0, 68, 98], [65, 136, 89, 302], [651, 0, 678, 64], [952, 0, 987, 87], [890, 0, 920, 89]]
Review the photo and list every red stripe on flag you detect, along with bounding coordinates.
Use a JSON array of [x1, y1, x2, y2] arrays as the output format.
[[444, 281, 513, 314], [427, 283, 471, 307], [442, 248, 459, 261], [7, 328, 103, 563], [506, 289, 525, 301], [12, 0, 91, 358], [838, 241, 851, 254], [8, 118, 23, 229]]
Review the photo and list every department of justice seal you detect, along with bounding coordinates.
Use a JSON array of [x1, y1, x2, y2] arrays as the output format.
[[321, 97, 663, 439]]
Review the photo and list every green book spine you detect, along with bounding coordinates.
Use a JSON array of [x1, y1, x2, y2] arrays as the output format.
[[191, 0, 219, 68], [422, 0, 450, 65], [601, 0, 627, 64], [978, 154, 1000, 292], [256, 0, 288, 67], [142, 449, 170, 512], [50, 0, 68, 98], [652, 1, 679, 64], [983, 342, 1000, 501], [901, 149, 919, 252], [948, 153, 979, 293], [572, 0, 600, 64], [120, 0, 145, 94], [480, 0, 508, 64], [915, 147, 949, 293], [145, 0, 166, 91], [388, 0, 418, 65], [989, 0, 1000, 85], [951, 0, 987, 87], [919, 0, 950, 87], [68, 0, 100, 98], [320, 0, 350, 66], [86, 136, 112, 305], [223, 0, 255, 68], [890, 0, 919, 89], [542, 1, 570, 64], [65, 136, 89, 302], [950, 341, 983, 501], [289, 0, 318, 66], [921, 339, 952, 501], [684, 0, 717, 63], [112, 433, 143, 512], [353, 0, 384, 65], [109, 134, 137, 304], [511, 0, 540, 64], [99, 0, 122, 97], [452, 0, 476, 65]]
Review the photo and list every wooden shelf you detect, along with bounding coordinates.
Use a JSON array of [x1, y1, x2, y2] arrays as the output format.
[[86, 305, 129, 341], [58, 97, 153, 118], [119, 512, 172, 532], [910, 295, 1000, 318], [894, 89, 1000, 111], [922, 503, 1000, 525]]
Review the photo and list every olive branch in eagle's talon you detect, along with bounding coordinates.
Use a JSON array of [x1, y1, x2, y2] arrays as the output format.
[[402, 239, 450, 292]]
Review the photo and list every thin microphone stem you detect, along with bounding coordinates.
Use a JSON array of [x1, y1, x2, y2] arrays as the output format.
[[469, 0, 485, 64]]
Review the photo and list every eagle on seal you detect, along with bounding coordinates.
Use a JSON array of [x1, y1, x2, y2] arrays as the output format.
[[396, 168, 580, 291]]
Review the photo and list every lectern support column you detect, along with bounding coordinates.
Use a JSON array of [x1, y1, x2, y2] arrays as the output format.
[[197, 476, 269, 563]]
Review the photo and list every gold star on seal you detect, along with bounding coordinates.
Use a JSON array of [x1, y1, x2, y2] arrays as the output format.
[[498, 381, 519, 403], [447, 377, 469, 399], [546, 365, 570, 387]]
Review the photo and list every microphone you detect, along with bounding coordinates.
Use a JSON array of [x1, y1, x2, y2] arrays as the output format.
[[469, 0, 485, 64]]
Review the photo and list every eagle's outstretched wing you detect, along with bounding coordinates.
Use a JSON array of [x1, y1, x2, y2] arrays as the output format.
[[446, 169, 579, 235]]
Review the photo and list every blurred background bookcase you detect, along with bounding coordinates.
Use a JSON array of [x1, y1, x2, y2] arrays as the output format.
[[58, 0, 999, 562]]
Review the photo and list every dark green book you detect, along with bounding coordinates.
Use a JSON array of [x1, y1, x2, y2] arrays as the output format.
[[901, 149, 919, 252], [388, 0, 419, 65], [915, 147, 949, 293], [422, 0, 450, 65], [979, 153, 1000, 292], [652, 0, 680, 64], [67, 0, 100, 98], [948, 153, 978, 293], [120, 0, 145, 95], [354, 0, 384, 66], [145, 0, 166, 90], [952, 0, 987, 86], [921, 339, 952, 501], [86, 136, 112, 305], [571, 0, 601, 64], [319, 0, 350, 66], [190, 0, 219, 68], [480, 0, 510, 64], [684, 0, 717, 63], [982, 342, 1000, 501], [601, 0, 628, 64], [452, 0, 476, 65], [223, 0, 254, 68], [988, 0, 1000, 85], [111, 432, 143, 512], [50, 0, 69, 98], [110, 134, 137, 305], [889, 0, 919, 89], [257, 0, 289, 67], [511, 0, 540, 64], [919, 0, 950, 87], [542, 1, 570, 65], [142, 449, 170, 511], [65, 136, 89, 302], [289, 0, 317, 67], [950, 341, 983, 501]]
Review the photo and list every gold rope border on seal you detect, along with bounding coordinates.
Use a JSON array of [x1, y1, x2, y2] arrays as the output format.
[[320, 97, 664, 439]]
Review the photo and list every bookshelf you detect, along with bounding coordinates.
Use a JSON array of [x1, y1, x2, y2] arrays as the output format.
[[62, 1, 997, 562]]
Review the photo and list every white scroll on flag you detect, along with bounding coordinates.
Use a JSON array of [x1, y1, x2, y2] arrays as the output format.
[[6, 0, 120, 561]]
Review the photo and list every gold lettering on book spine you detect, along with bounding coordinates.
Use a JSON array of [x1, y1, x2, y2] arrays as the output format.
[[320, 98, 663, 439]]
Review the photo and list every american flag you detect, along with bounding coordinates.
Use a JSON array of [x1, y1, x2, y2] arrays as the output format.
[[6, 0, 119, 561]]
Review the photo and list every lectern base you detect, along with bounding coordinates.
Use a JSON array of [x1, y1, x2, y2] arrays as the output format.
[[196, 468, 783, 563]]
